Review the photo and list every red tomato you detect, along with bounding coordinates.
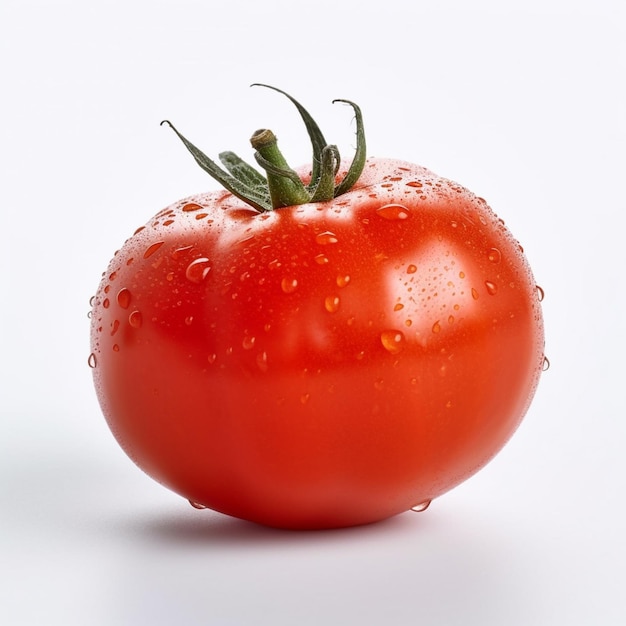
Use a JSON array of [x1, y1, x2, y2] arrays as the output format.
[[89, 88, 544, 529]]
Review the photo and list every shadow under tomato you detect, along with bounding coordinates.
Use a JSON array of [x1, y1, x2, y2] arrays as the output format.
[[117, 503, 427, 548]]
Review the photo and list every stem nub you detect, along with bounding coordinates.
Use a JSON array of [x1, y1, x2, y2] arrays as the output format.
[[162, 85, 367, 212]]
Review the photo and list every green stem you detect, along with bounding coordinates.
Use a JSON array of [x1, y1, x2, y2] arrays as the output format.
[[250, 129, 311, 208], [162, 85, 367, 212]]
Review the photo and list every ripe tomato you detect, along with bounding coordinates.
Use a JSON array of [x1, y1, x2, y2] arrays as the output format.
[[89, 87, 544, 529]]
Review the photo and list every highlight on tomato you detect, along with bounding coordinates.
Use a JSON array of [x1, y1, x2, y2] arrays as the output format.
[[89, 85, 545, 529]]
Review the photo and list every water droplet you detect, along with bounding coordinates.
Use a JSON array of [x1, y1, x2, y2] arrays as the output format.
[[116, 288, 131, 309], [172, 244, 194, 259], [256, 351, 268, 372], [459, 271, 466, 279], [128, 310, 143, 328], [542, 356, 551, 371], [185, 316, 194, 326], [109, 271, 118, 281], [405, 181, 423, 188], [87, 353, 97, 368], [112, 344, 120, 352], [300, 393, 310, 405], [448, 315, 455, 325], [471, 288, 479, 300], [487, 248, 502, 263], [207, 353, 217, 364], [324, 295, 340, 313], [89, 295, 96, 307], [536, 285, 545, 302], [188, 500, 208, 509], [242, 335, 256, 350], [315, 254, 329, 265], [380, 330, 405, 354], [410, 500, 431, 513], [182, 203, 203, 212], [143, 241, 165, 259], [407, 264, 417, 274], [110, 319, 120, 336], [394, 303, 404, 312], [376, 204, 410, 220], [281, 277, 298, 293], [336, 275, 350, 287], [484, 281, 498, 295], [185, 258, 212, 283], [315, 231, 338, 245], [432, 321, 441, 333]]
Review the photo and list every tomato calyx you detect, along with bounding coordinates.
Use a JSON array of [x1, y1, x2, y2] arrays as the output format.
[[160, 84, 366, 212]]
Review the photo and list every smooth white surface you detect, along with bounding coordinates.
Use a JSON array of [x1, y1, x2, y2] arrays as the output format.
[[1, 1, 625, 624]]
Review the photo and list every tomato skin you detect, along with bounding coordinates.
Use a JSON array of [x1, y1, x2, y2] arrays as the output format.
[[90, 157, 544, 529]]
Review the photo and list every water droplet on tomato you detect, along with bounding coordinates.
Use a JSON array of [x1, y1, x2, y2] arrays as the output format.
[[432, 321, 441, 333], [324, 295, 340, 313], [242, 336, 256, 350], [112, 344, 120, 352], [405, 181, 423, 188], [182, 203, 203, 212], [102, 298, 110, 309], [315, 254, 329, 265], [315, 231, 338, 245], [407, 264, 417, 274], [410, 500, 431, 513], [110, 319, 120, 336], [542, 356, 551, 371], [185, 316, 194, 326], [380, 330, 405, 354], [487, 248, 502, 263], [185, 258, 212, 283], [336, 274, 350, 287], [172, 244, 194, 259], [536, 285, 545, 302], [471, 288, 479, 300], [188, 500, 208, 509], [143, 241, 165, 259], [376, 204, 410, 220], [484, 281, 498, 295], [128, 310, 143, 328], [281, 277, 298, 293], [116, 288, 131, 309], [300, 393, 311, 405], [87, 353, 97, 368], [394, 303, 404, 312], [256, 351, 268, 372]]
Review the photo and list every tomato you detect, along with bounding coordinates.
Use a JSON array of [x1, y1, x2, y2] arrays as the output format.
[[89, 86, 544, 529]]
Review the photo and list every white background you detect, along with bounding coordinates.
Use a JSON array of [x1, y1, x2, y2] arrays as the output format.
[[1, 0, 625, 624]]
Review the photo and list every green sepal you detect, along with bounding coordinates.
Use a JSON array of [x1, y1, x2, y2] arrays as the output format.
[[332, 100, 366, 197], [160, 120, 272, 212]]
